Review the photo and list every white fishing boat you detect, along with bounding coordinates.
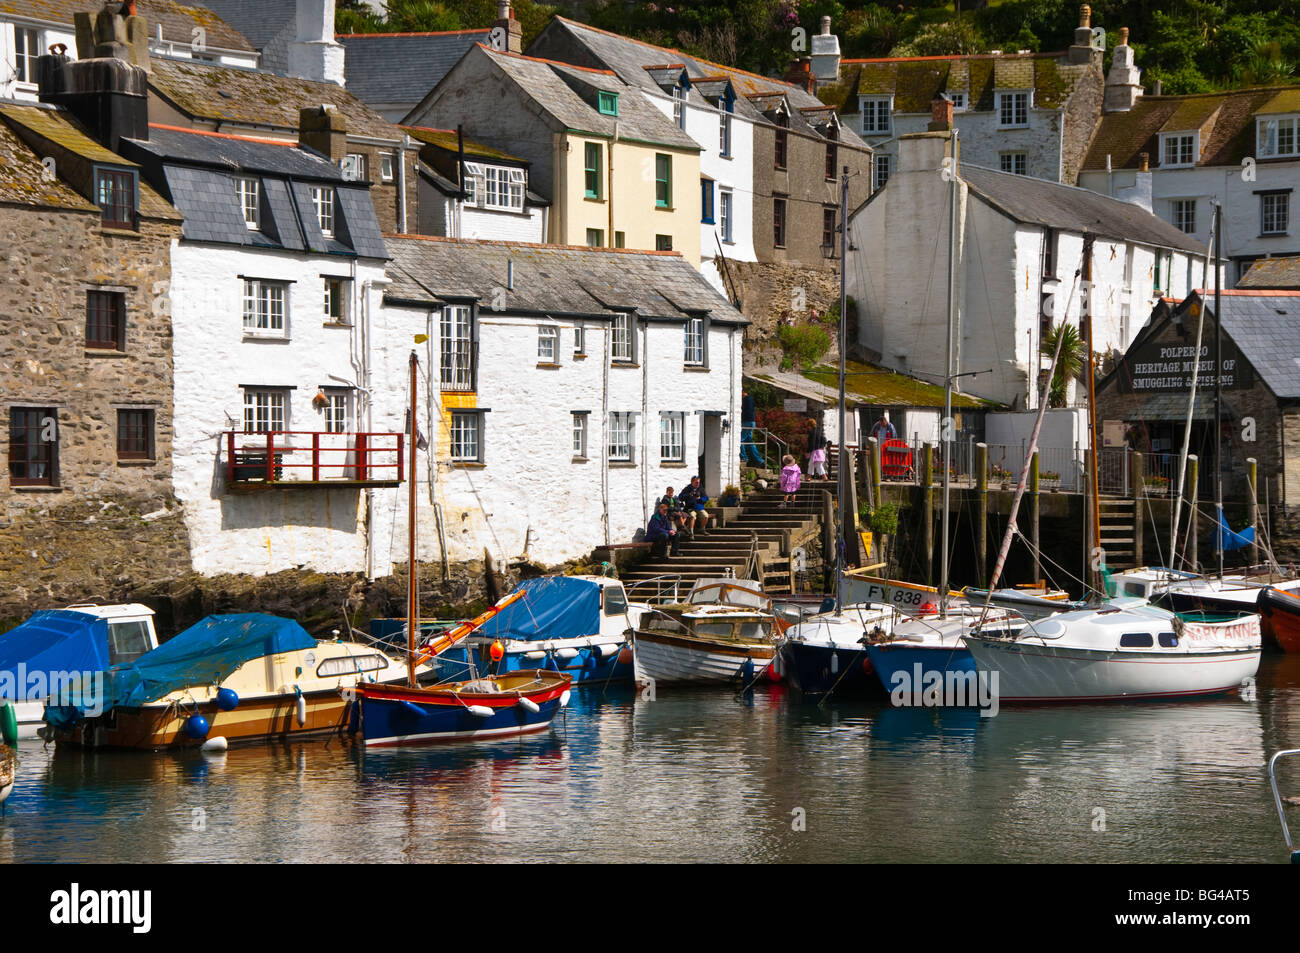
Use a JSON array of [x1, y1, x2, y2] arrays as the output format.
[[776, 602, 902, 695], [963, 600, 1261, 702], [632, 578, 784, 686]]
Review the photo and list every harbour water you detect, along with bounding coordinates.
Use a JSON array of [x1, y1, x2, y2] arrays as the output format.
[[4, 655, 1298, 864]]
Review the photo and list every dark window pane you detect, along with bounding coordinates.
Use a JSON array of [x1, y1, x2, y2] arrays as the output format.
[[9, 407, 56, 486], [117, 409, 153, 459], [86, 290, 125, 349]]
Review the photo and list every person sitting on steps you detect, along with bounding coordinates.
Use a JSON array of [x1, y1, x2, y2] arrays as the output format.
[[677, 475, 710, 536], [657, 485, 688, 534], [646, 501, 680, 558]]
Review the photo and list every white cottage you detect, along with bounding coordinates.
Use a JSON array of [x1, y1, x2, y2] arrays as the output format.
[[848, 113, 1210, 410], [120, 123, 393, 576], [371, 237, 746, 570]]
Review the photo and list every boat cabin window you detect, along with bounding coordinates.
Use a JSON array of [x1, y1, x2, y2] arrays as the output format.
[[738, 622, 770, 640], [695, 622, 736, 639], [1158, 632, 1178, 648], [107, 620, 153, 665], [1121, 583, 1148, 597], [1119, 632, 1154, 648], [604, 585, 628, 616], [645, 613, 687, 634], [316, 653, 390, 677]]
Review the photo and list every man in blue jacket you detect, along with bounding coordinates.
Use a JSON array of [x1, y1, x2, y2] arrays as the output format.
[[646, 501, 680, 557], [677, 475, 710, 536]]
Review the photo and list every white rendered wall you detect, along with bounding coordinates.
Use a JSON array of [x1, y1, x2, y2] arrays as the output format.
[[368, 300, 741, 572], [170, 241, 389, 576]]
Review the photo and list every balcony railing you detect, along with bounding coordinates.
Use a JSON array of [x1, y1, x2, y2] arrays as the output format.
[[224, 430, 403, 489]]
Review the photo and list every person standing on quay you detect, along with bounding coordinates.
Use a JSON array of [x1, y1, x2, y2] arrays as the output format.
[[779, 454, 802, 508], [740, 390, 763, 466]]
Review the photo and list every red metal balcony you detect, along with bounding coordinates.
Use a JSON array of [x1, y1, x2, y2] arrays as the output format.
[[224, 431, 404, 491]]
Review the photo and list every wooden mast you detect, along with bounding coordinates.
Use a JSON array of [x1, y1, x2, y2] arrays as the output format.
[[1081, 232, 1102, 595], [407, 350, 419, 688]]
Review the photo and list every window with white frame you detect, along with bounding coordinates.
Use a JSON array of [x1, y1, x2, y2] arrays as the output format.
[[1262, 192, 1290, 235], [574, 323, 585, 356], [950, 91, 967, 111], [1160, 133, 1196, 167], [1258, 115, 1300, 159], [538, 325, 558, 362], [860, 97, 891, 135], [13, 27, 40, 84], [719, 109, 732, 157], [997, 91, 1029, 127], [311, 187, 334, 236], [873, 154, 891, 191], [572, 412, 588, 458], [660, 412, 684, 462], [449, 411, 482, 462], [242, 279, 287, 336], [242, 389, 287, 433], [341, 153, 367, 182], [611, 312, 634, 362], [380, 152, 395, 182], [440, 304, 474, 391], [323, 277, 348, 323], [673, 84, 686, 129], [684, 316, 704, 366], [324, 391, 349, 434], [236, 177, 260, 229], [1120, 302, 1131, 344], [461, 163, 480, 205], [720, 189, 733, 242], [999, 152, 1027, 175], [1172, 199, 1196, 233], [483, 166, 525, 211], [607, 412, 634, 462]]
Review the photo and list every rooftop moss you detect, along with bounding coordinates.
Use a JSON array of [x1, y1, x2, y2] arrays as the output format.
[[803, 360, 999, 409]]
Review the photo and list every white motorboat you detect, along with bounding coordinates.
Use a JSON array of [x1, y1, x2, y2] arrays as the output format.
[[776, 602, 902, 695], [963, 599, 1261, 702]]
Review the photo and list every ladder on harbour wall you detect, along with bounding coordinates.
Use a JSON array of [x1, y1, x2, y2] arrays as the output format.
[[1098, 498, 1139, 570]]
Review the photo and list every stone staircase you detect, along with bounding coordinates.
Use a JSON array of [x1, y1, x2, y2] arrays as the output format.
[[1098, 498, 1138, 570], [621, 480, 833, 602]]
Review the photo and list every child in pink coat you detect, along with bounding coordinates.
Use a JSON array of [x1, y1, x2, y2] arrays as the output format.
[[779, 454, 802, 507]]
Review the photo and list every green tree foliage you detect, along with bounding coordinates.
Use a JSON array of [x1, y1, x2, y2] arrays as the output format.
[[336, 0, 557, 47], [776, 323, 831, 371], [1040, 322, 1083, 409]]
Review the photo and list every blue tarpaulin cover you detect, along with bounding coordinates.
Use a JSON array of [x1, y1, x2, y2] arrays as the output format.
[[0, 610, 110, 702], [62, 613, 316, 716], [476, 577, 601, 642], [1215, 506, 1256, 552]]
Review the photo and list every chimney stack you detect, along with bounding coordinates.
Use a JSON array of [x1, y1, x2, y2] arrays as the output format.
[[493, 1, 523, 54], [299, 104, 347, 161], [1069, 4, 1100, 64], [928, 93, 954, 132], [1104, 26, 1143, 112], [810, 15, 842, 85], [46, 2, 149, 150], [1138, 151, 1149, 172], [288, 0, 345, 86], [783, 58, 814, 94]]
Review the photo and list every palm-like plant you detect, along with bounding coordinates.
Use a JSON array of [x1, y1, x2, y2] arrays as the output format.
[[1040, 322, 1084, 408]]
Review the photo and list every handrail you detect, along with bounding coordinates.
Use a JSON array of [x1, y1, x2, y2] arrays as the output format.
[[625, 573, 685, 605], [224, 429, 403, 484], [1268, 749, 1300, 860]]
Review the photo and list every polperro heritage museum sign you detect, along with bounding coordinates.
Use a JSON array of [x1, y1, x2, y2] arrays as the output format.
[[1116, 337, 1252, 394]]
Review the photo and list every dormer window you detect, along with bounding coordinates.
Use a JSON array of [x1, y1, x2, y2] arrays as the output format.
[[1160, 132, 1197, 167], [997, 91, 1029, 127], [311, 186, 334, 237], [774, 128, 788, 170], [673, 83, 687, 129], [236, 177, 260, 230], [94, 167, 136, 229], [341, 153, 367, 182], [598, 90, 619, 116], [464, 162, 525, 211], [950, 91, 967, 111], [860, 96, 892, 135], [1258, 115, 1299, 159], [14, 27, 40, 84]]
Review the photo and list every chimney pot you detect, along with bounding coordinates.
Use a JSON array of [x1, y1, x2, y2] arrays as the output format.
[[1139, 152, 1149, 172], [820, 15, 831, 35], [1118, 27, 1129, 45], [1079, 4, 1091, 28]]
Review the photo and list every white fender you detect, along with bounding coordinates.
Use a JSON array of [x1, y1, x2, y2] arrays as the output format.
[[830, 652, 839, 675], [201, 736, 228, 753], [517, 697, 540, 713], [523, 650, 546, 660], [555, 647, 579, 661], [559, 690, 572, 708], [466, 705, 495, 719], [596, 642, 622, 658], [295, 694, 307, 727]]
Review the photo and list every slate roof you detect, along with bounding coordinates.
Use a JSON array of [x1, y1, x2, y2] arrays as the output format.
[[188, 0, 287, 51], [385, 236, 746, 324], [0, 103, 177, 219], [0, 111, 95, 210], [827, 52, 1090, 115], [118, 124, 385, 257], [470, 47, 699, 151], [2, 0, 253, 52], [338, 31, 490, 108], [960, 164, 1207, 255], [1238, 257, 1300, 290], [1209, 291, 1300, 399], [1081, 87, 1294, 171], [402, 124, 526, 163], [148, 57, 403, 141]]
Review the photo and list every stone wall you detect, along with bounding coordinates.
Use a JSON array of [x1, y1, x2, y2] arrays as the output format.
[[0, 203, 190, 617], [722, 258, 842, 351]]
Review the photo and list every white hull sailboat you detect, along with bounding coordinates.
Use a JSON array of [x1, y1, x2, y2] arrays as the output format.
[[964, 602, 1261, 702]]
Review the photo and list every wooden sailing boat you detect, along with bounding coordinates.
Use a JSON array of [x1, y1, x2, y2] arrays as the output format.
[[352, 352, 571, 747]]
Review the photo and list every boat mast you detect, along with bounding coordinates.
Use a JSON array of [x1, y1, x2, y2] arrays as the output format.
[[939, 131, 957, 616], [407, 350, 419, 688], [1214, 201, 1224, 580], [1082, 232, 1103, 597], [836, 163, 848, 616]]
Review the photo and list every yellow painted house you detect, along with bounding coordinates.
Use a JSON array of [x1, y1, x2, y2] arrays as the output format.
[[405, 44, 702, 265]]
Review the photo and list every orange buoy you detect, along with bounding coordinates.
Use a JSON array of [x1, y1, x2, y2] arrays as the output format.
[[919, 601, 938, 616], [489, 640, 505, 662]]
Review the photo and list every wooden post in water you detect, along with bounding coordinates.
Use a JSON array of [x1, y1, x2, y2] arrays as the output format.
[[1029, 450, 1040, 584], [1187, 454, 1199, 571], [1247, 457, 1259, 567], [976, 441, 988, 587], [923, 442, 935, 585], [1131, 451, 1144, 567], [844, 451, 861, 566]]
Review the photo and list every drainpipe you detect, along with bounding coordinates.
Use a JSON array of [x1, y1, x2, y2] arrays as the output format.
[[601, 321, 610, 545], [642, 316, 649, 518], [608, 122, 617, 246], [396, 139, 408, 233]]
